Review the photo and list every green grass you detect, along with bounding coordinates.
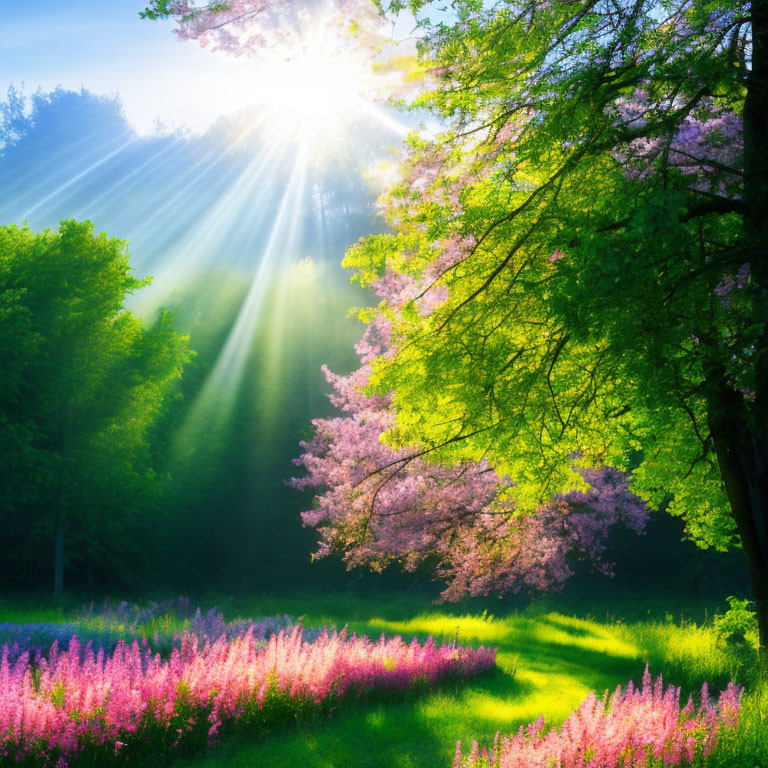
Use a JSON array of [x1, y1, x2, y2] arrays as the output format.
[[184, 592, 765, 768], [1, 590, 764, 768], [0, 597, 70, 625]]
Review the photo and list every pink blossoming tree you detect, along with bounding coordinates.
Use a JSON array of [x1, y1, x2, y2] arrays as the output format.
[[291, 265, 647, 601]]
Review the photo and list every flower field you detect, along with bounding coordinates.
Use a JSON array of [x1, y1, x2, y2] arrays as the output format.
[[0, 595, 762, 768], [0, 616, 495, 767], [455, 667, 742, 768], [0, 598, 324, 663]]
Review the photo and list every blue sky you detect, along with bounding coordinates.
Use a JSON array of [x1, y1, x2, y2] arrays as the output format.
[[1, 0, 286, 133], [0, 0, 410, 268]]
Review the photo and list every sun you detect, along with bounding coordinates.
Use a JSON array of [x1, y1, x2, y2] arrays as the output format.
[[267, 52, 365, 125], [257, 47, 383, 147], [231, 13, 407, 152], [206, 11, 411, 156]]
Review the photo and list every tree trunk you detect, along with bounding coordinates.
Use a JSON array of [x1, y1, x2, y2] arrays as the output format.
[[710, 416, 768, 647], [744, 0, 768, 251], [53, 509, 65, 604], [731, 0, 768, 648]]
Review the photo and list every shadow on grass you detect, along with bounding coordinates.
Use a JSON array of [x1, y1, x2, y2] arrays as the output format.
[[175, 669, 528, 768], [177, 609, 707, 768]]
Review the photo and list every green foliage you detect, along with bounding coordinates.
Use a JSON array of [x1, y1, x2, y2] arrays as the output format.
[[139, 1, 177, 20], [50, 682, 66, 709], [0, 220, 192, 590], [346, 1, 755, 559], [139, 2, 231, 22], [714, 597, 760, 649]]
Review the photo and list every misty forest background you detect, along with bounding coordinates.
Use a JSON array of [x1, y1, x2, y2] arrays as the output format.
[[0, 86, 750, 604]]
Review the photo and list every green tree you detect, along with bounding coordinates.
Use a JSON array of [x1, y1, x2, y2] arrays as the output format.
[[0, 220, 191, 600], [340, 2, 767, 642]]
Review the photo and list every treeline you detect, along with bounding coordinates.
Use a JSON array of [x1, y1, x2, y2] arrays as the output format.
[[0, 220, 190, 598]]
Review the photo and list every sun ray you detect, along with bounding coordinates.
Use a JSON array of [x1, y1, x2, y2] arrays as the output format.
[[134, 137, 297, 313], [358, 102, 412, 138], [71, 140, 184, 220], [170, 142, 311, 461], [2, 133, 135, 227], [120, 143, 234, 262], [21, 137, 136, 220], [194, 141, 308, 393]]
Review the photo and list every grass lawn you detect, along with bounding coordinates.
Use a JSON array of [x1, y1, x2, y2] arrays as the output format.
[[1, 588, 765, 768]]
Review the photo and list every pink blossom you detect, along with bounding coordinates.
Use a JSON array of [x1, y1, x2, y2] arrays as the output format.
[[163, 0, 384, 57], [0, 628, 495, 764], [292, 297, 648, 601], [613, 92, 742, 197], [459, 668, 741, 768]]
